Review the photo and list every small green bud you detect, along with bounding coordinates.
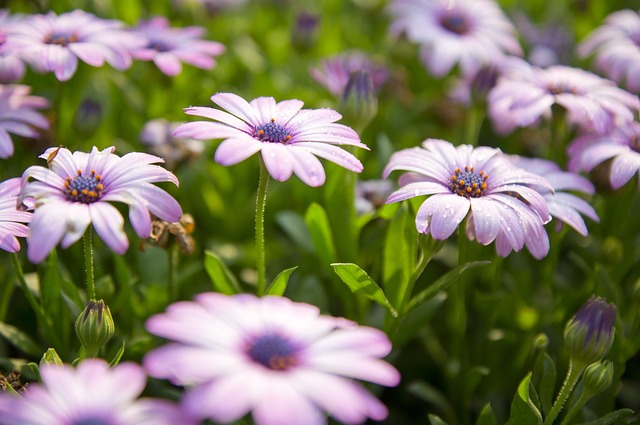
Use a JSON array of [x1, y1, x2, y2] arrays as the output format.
[[564, 296, 616, 366], [582, 360, 614, 397], [39, 348, 63, 367], [75, 299, 115, 358]]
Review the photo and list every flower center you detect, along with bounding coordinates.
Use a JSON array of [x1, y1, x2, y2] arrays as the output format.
[[449, 166, 488, 198], [254, 119, 292, 144], [440, 13, 469, 35], [45, 32, 79, 46], [147, 39, 172, 53], [72, 418, 111, 425], [64, 170, 104, 204], [246, 333, 298, 370], [630, 135, 640, 153], [548, 82, 578, 95]]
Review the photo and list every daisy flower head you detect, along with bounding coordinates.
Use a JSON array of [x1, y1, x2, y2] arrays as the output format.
[[309, 51, 389, 98], [131, 17, 224, 77], [488, 59, 640, 135], [383, 139, 553, 258], [578, 10, 640, 93], [0, 177, 31, 253], [0, 359, 193, 425], [568, 120, 640, 190], [387, 0, 522, 77], [6, 10, 144, 81], [19, 146, 182, 263], [173, 92, 368, 187], [0, 84, 49, 159], [144, 293, 400, 425], [0, 10, 27, 83]]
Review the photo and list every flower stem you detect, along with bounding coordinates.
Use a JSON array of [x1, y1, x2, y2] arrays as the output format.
[[255, 157, 270, 296], [544, 360, 585, 425], [168, 244, 179, 301], [83, 229, 96, 300]]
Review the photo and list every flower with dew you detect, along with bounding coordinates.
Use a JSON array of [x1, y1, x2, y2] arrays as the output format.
[[508, 155, 599, 237], [0, 84, 49, 159], [383, 139, 553, 258], [488, 58, 640, 135], [0, 359, 193, 425], [0, 178, 31, 253], [19, 146, 182, 263], [387, 0, 521, 77], [139, 118, 205, 169], [131, 17, 224, 77], [0, 10, 27, 84], [568, 120, 640, 190], [309, 52, 388, 98], [578, 9, 640, 93], [144, 293, 400, 425], [173, 92, 368, 187], [6, 10, 144, 81]]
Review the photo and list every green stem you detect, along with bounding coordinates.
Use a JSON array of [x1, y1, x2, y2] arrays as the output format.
[[452, 225, 470, 423], [463, 104, 484, 146], [559, 390, 590, 425], [255, 157, 270, 296], [83, 229, 95, 300], [168, 244, 179, 301], [544, 360, 586, 425]]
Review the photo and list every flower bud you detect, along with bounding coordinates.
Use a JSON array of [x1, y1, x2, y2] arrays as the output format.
[[39, 348, 63, 367], [564, 296, 616, 366], [341, 70, 378, 132], [582, 360, 613, 397], [72, 98, 102, 138], [292, 11, 319, 52], [75, 299, 115, 358]]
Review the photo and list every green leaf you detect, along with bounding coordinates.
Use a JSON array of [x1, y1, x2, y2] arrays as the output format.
[[276, 211, 314, 252], [576, 409, 634, 425], [429, 414, 450, 425], [506, 373, 543, 425], [477, 403, 498, 425], [266, 266, 298, 296], [0, 321, 41, 357], [109, 340, 126, 367], [383, 204, 417, 311], [331, 263, 398, 317], [537, 353, 557, 416], [204, 250, 241, 295], [305, 203, 337, 267], [406, 261, 491, 312]]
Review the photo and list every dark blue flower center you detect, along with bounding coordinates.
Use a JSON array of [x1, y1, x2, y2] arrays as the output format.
[[254, 119, 292, 144], [440, 13, 469, 35], [64, 170, 104, 204], [449, 166, 488, 198], [72, 417, 111, 425], [147, 39, 172, 53], [45, 32, 78, 46], [548, 82, 579, 95], [246, 333, 298, 370]]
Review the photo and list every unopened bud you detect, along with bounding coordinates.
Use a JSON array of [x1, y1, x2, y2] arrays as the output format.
[[39, 348, 63, 367], [75, 299, 115, 358], [564, 296, 616, 366], [582, 360, 613, 397], [341, 70, 378, 132], [72, 98, 102, 138]]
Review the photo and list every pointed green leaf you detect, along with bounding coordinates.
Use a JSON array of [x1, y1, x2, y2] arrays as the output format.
[[538, 353, 557, 416], [305, 203, 337, 267], [506, 373, 543, 425], [266, 266, 298, 296], [204, 250, 241, 295], [331, 263, 398, 317], [577, 409, 634, 425], [0, 321, 41, 357], [429, 415, 450, 425], [477, 403, 498, 425], [383, 204, 417, 310], [109, 340, 126, 367]]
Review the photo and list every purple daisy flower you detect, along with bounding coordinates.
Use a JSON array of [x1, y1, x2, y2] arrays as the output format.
[[568, 120, 640, 190], [144, 293, 400, 425], [6, 10, 144, 81], [131, 17, 224, 77], [0, 10, 27, 84], [383, 139, 553, 258], [0, 359, 192, 425], [173, 92, 368, 187], [19, 146, 182, 263], [578, 10, 640, 93], [488, 58, 640, 135], [0, 84, 49, 158], [508, 155, 599, 237], [309, 52, 388, 98], [387, 0, 522, 77], [0, 177, 31, 253]]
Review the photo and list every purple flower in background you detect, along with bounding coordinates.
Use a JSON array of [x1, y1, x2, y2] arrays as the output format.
[[514, 12, 573, 67], [356, 179, 394, 215], [6, 10, 143, 81], [0, 10, 27, 83], [172, 0, 248, 13], [508, 156, 599, 237], [568, 120, 640, 190], [144, 293, 400, 425], [131, 17, 224, 77], [578, 10, 640, 93], [173, 92, 368, 187], [309, 52, 388, 98], [0, 359, 192, 425], [383, 139, 552, 258], [488, 59, 640, 135], [0, 178, 31, 253], [139, 118, 205, 169], [387, 0, 521, 77], [0, 84, 49, 158], [19, 146, 182, 263]]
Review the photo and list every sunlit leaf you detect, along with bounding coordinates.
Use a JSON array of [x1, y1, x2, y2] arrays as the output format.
[[331, 263, 397, 317], [506, 373, 543, 425], [204, 250, 241, 295], [266, 266, 298, 296]]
